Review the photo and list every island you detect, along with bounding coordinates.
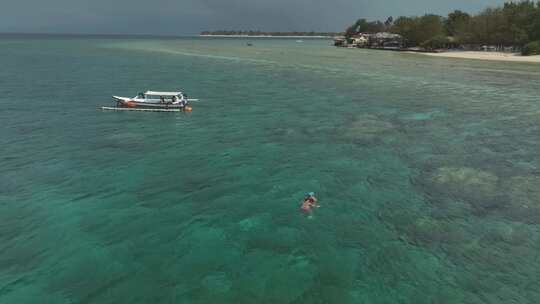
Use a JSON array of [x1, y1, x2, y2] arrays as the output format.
[[200, 30, 341, 38], [337, 0, 540, 62]]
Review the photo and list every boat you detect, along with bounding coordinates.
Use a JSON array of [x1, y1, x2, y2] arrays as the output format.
[[101, 106, 183, 112], [109, 91, 198, 111]]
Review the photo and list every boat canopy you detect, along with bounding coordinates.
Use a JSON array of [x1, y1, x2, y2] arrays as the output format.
[[144, 91, 182, 96]]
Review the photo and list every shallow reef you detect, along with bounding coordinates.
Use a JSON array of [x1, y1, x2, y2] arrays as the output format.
[[428, 167, 504, 213], [343, 114, 394, 141], [504, 175, 540, 223]]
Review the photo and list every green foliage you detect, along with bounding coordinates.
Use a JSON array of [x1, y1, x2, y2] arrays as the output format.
[[468, 8, 508, 45], [384, 16, 394, 28], [391, 16, 418, 46], [445, 10, 471, 37], [390, 15, 444, 46], [522, 40, 540, 55], [417, 15, 445, 43], [421, 35, 451, 50], [345, 18, 386, 37], [346, 0, 540, 48]]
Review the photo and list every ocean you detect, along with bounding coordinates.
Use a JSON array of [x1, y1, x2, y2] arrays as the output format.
[[1, 35, 540, 303]]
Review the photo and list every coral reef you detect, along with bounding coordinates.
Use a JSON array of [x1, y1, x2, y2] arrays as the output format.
[[504, 175, 540, 223], [343, 114, 394, 141], [430, 167, 502, 212]]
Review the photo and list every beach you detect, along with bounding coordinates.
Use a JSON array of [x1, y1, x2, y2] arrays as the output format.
[[417, 50, 540, 63]]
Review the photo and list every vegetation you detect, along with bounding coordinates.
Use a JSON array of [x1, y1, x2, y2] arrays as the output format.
[[421, 35, 452, 50], [344, 0, 540, 55], [391, 14, 445, 46], [345, 19, 387, 37], [522, 41, 540, 55], [200, 30, 341, 37]]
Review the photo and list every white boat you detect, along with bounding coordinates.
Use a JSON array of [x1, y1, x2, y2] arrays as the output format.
[[111, 91, 198, 110], [101, 106, 182, 112]]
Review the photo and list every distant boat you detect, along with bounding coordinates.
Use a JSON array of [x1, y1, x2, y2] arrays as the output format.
[[296, 40, 304, 43], [107, 91, 198, 111], [246, 42, 253, 46]]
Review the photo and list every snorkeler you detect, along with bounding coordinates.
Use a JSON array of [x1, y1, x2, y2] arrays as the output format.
[[300, 192, 320, 214]]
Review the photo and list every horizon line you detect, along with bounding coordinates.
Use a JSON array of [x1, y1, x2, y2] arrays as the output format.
[[0, 32, 198, 38], [0, 30, 342, 38]]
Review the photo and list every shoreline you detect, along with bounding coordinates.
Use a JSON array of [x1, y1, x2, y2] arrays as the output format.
[[199, 34, 332, 39], [412, 51, 540, 63]]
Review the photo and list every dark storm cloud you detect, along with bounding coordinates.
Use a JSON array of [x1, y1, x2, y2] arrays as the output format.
[[0, 0, 505, 35]]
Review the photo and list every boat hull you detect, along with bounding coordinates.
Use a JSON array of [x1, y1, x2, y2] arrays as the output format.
[[114, 98, 185, 109], [101, 106, 182, 112]]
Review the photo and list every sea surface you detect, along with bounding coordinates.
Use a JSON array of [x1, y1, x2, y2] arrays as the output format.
[[1, 35, 540, 303]]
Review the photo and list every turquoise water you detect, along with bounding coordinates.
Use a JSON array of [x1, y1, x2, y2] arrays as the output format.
[[2, 35, 540, 303]]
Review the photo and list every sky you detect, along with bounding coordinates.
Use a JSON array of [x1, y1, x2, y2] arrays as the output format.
[[0, 0, 505, 35]]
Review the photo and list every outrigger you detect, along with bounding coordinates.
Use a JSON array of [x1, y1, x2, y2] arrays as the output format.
[[102, 91, 197, 112]]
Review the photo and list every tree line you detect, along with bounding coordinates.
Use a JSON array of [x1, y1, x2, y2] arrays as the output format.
[[200, 30, 341, 37], [345, 0, 540, 54]]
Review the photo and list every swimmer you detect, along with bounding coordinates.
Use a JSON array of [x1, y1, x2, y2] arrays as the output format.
[[300, 192, 319, 214]]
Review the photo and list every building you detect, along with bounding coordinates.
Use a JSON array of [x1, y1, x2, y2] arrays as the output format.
[[347, 34, 369, 47], [369, 32, 403, 49], [334, 32, 404, 49]]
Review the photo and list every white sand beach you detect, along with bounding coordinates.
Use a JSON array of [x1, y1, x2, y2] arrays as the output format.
[[417, 51, 540, 63]]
